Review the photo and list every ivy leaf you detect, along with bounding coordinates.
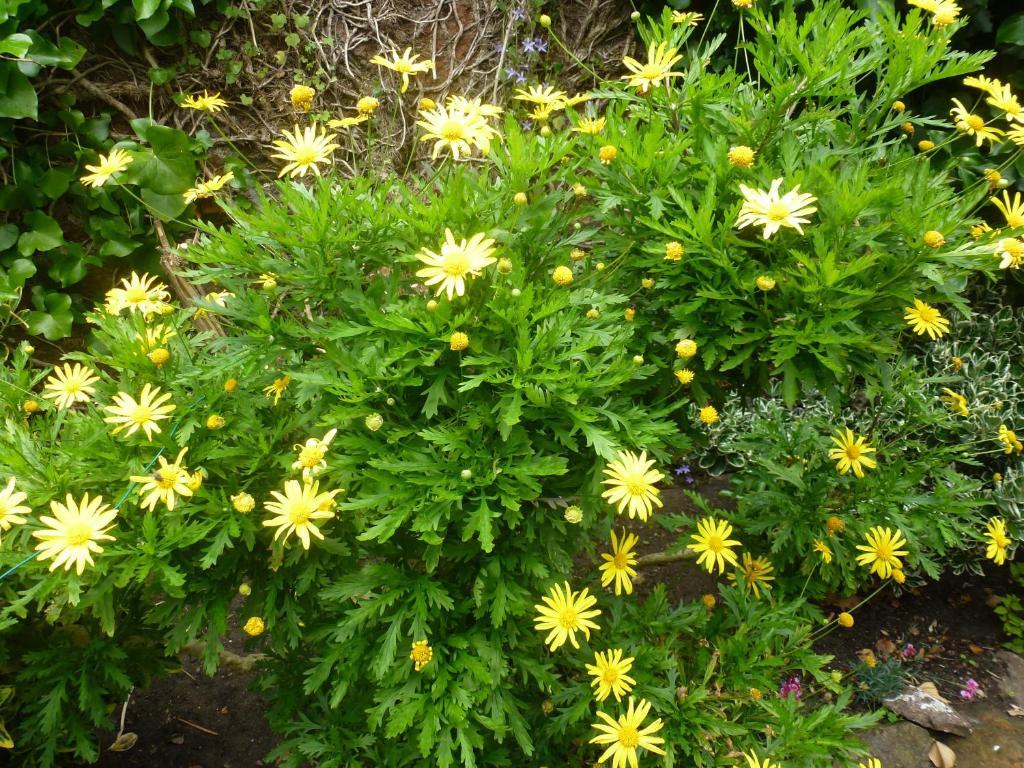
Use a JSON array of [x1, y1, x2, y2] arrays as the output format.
[[142, 187, 188, 221], [0, 65, 37, 120], [25, 288, 73, 340], [0, 33, 32, 58], [17, 211, 64, 255], [125, 124, 196, 194]]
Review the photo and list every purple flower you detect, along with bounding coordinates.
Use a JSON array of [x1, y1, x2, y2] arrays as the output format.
[[779, 675, 803, 699], [521, 39, 537, 54], [901, 644, 916, 659], [511, 6, 526, 21], [534, 38, 547, 53], [674, 463, 691, 476], [505, 68, 526, 84], [521, 120, 534, 131], [495, 43, 506, 54], [960, 678, 979, 700]]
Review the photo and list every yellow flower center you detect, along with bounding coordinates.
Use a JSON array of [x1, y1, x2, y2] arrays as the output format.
[[291, 146, 320, 166], [156, 468, 180, 489], [411, 643, 431, 662], [125, 287, 148, 304], [298, 445, 326, 468], [613, 551, 629, 569], [395, 60, 414, 74], [874, 542, 893, 561], [618, 726, 640, 748], [705, 534, 723, 552], [442, 247, 471, 277], [623, 473, 648, 497], [767, 201, 793, 222], [602, 667, 620, 685], [440, 120, 467, 142], [288, 501, 312, 526], [130, 405, 154, 426], [638, 64, 666, 80], [845, 443, 861, 460], [558, 606, 578, 629], [63, 382, 81, 394], [915, 306, 938, 324], [966, 114, 985, 131], [66, 521, 93, 546]]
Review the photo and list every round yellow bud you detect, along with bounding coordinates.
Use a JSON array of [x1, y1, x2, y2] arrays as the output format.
[[427, 299, 439, 312], [676, 339, 697, 359], [206, 414, 226, 430], [539, 125, 552, 137], [732, 0, 753, 7], [365, 413, 384, 432], [417, 97, 435, 111], [675, 369, 695, 385], [838, 612, 854, 628], [290, 84, 315, 112], [892, 100, 906, 113], [511, 288, 522, 297], [826, 516, 845, 534], [630, 11, 640, 21], [623, 307, 635, 321], [632, 355, 644, 365], [701, 594, 716, 609], [22, 399, 39, 414], [699, 405, 719, 425], [538, 14, 551, 27], [259, 273, 278, 289], [572, 182, 588, 197], [224, 378, 238, 393], [985, 168, 1002, 188], [727, 145, 755, 168], [830, 670, 844, 683], [749, 687, 762, 700], [238, 583, 252, 597], [892, 569, 906, 584], [598, 145, 617, 164], [497, 258, 513, 274], [357, 96, 381, 114], [586, 308, 599, 319], [901, 121, 915, 136], [570, 248, 586, 261], [542, 699, 555, 714], [231, 492, 255, 514], [552, 266, 574, 286], [460, 468, 473, 480], [147, 347, 170, 366], [564, 505, 583, 524], [994, 472, 1003, 483], [242, 616, 265, 637], [513, 192, 528, 206], [641, 278, 654, 289], [22, 343, 34, 355], [665, 241, 684, 261], [186, 471, 204, 492], [756, 275, 776, 291], [595, 261, 605, 271], [917, 140, 935, 151], [450, 332, 469, 351], [923, 230, 945, 248]]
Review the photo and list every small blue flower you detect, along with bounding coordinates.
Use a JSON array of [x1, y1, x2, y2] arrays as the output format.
[[511, 6, 526, 21], [521, 38, 537, 54], [534, 38, 548, 54]]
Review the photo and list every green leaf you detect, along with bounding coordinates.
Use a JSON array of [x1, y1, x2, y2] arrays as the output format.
[[133, 0, 164, 21], [25, 289, 73, 340], [997, 13, 1024, 46], [0, 33, 32, 58], [0, 65, 37, 120], [0, 224, 17, 251], [17, 211, 64, 255], [25, 33, 85, 69]]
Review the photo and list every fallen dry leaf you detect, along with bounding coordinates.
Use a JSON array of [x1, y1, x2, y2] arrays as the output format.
[[986, 594, 1003, 609], [928, 740, 956, 768], [1008, 705, 1024, 718], [918, 682, 949, 703], [968, 643, 984, 655], [877, 638, 897, 657], [108, 732, 137, 752]]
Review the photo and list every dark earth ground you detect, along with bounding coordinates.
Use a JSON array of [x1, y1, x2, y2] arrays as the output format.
[[79, 477, 1024, 767]]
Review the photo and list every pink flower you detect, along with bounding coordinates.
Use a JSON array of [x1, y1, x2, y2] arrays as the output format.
[[960, 678, 979, 700]]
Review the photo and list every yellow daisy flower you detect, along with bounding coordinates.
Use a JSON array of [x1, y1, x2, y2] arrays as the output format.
[[104, 272, 171, 317], [33, 493, 117, 575], [995, 237, 1024, 269], [446, 95, 503, 120], [855, 526, 909, 579], [357, 96, 381, 114], [987, 83, 1024, 123], [744, 753, 782, 768], [828, 428, 877, 478], [585, 648, 636, 702], [728, 552, 775, 598], [599, 529, 639, 596], [998, 424, 1023, 454], [183, 172, 235, 204], [513, 84, 569, 109], [573, 116, 606, 135], [0, 478, 31, 544], [416, 103, 496, 160], [533, 581, 601, 651], [415, 229, 498, 298], [950, 98, 1004, 146], [940, 388, 970, 416], [621, 42, 684, 93], [181, 90, 228, 112], [129, 447, 193, 511], [903, 299, 950, 339], [42, 363, 100, 410], [80, 148, 133, 188], [736, 178, 818, 239], [991, 190, 1024, 228], [292, 428, 338, 479], [270, 125, 339, 178], [589, 697, 665, 768], [410, 639, 433, 671], [263, 376, 290, 406], [289, 84, 315, 112], [813, 539, 833, 564], [103, 383, 176, 441], [262, 479, 342, 549], [671, 11, 704, 26], [687, 516, 741, 574], [369, 48, 434, 93], [327, 114, 369, 129], [909, 0, 961, 26], [600, 450, 664, 521], [963, 74, 1003, 97], [984, 518, 1011, 566], [858, 759, 882, 768]]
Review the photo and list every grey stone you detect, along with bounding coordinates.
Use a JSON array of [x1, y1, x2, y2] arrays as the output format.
[[995, 650, 1024, 707], [884, 688, 973, 737], [860, 721, 934, 767]]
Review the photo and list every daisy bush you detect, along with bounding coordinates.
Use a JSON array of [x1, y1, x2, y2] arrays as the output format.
[[0, 2, 1022, 767]]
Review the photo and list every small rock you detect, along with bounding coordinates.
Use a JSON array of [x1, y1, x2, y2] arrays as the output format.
[[995, 651, 1024, 706], [861, 721, 935, 766], [884, 688, 973, 736], [170, 734, 185, 745]]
